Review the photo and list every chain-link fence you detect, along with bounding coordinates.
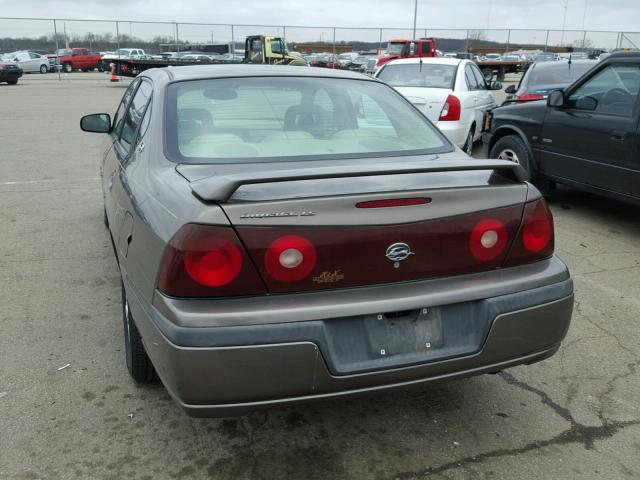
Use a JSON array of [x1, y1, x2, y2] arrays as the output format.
[[1, 17, 637, 80]]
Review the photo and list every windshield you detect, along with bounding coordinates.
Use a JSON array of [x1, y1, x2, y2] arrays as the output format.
[[525, 62, 595, 90], [377, 63, 456, 89], [56, 49, 71, 56], [166, 76, 450, 164], [387, 43, 406, 55]]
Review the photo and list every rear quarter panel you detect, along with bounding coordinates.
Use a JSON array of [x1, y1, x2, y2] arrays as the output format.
[[112, 81, 230, 302]]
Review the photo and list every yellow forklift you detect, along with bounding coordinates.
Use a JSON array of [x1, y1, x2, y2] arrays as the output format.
[[244, 36, 308, 66]]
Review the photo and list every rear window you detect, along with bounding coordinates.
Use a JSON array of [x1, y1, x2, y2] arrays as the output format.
[[377, 63, 456, 89], [526, 62, 595, 88], [166, 76, 451, 164]]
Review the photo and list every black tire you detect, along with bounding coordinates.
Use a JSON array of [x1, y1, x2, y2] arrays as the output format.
[[121, 282, 157, 383], [462, 124, 475, 155], [97, 63, 104, 72], [63, 62, 73, 73], [40, 64, 48, 74], [7, 79, 18, 85], [489, 134, 556, 195], [489, 134, 531, 174], [482, 68, 493, 82]]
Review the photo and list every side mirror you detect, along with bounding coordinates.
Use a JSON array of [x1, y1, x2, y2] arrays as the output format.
[[504, 84, 517, 94], [489, 81, 503, 91], [547, 90, 566, 108], [80, 113, 111, 133]]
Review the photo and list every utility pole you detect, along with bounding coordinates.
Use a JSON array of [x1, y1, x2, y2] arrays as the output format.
[[64, 22, 69, 49], [412, 0, 418, 39], [581, 0, 589, 48], [582, 0, 589, 31], [561, 1, 568, 46]]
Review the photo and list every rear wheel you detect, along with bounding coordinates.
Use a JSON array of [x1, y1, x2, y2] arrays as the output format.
[[7, 79, 18, 85], [63, 62, 73, 73], [462, 125, 475, 155], [490, 135, 529, 172], [490, 135, 556, 195], [482, 68, 493, 82], [121, 282, 157, 383], [39, 64, 48, 74]]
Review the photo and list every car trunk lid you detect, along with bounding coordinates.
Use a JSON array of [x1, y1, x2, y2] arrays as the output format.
[[392, 87, 452, 122], [177, 159, 531, 294]]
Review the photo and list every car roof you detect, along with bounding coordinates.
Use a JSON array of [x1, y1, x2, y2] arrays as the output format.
[[158, 64, 375, 81], [608, 51, 640, 59], [384, 57, 463, 66]]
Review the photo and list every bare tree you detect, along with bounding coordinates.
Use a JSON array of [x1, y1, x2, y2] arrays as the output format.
[[468, 30, 488, 41]]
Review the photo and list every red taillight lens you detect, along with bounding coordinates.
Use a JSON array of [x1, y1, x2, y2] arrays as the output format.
[[157, 224, 266, 297], [469, 219, 508, 261], [522, 200, 553, 253], [516, 93, 544, 104], [183, 237, 242, 287], [264, 235, 317, 282], [439, 94, 461, 121], [504, 198, 554, 266]]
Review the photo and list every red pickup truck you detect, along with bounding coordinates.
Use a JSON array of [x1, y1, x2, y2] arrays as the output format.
[[375, 38, 438, 69], [54, 48, 103, 73]]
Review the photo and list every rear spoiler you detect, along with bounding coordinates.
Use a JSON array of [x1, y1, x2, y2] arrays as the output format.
[[189, 159, 526, 202]]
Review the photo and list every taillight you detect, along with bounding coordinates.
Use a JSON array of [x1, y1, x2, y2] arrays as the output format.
[[504, 198, 554, 266], [516, 93, 544, 104], [439, 94, 461, 121], [469, 219, 508, 261], [157, 224, 266, 297], [264, 235, 317, 282]]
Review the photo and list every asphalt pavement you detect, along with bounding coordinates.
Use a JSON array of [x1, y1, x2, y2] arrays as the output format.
[[1, 72, 639, 480]]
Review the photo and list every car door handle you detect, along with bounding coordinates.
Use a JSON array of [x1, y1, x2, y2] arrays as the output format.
[[610, 131, 626, 142]]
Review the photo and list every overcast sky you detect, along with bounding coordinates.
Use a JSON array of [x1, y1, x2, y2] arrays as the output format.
[[2, 0, 639, 32]]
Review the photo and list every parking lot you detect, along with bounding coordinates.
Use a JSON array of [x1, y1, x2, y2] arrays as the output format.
[[1, 72, 639, 480]]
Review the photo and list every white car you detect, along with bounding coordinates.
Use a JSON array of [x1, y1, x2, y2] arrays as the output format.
[[375, 57, 500, 153], [2, 51, 49, 73]]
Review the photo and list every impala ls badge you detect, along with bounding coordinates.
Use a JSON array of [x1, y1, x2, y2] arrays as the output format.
[[386, 242, 415, 264]]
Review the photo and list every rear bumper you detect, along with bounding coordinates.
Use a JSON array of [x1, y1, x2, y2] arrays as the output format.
[[434, 121, 468, 147], [126, 257, 573, 417]]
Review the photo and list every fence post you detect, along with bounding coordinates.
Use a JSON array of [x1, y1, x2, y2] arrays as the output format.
[[465, 29, 469, 53], [582, 30, 587, 50], [506, 29, 510, 53], [282, 25, 286, 49], [544, 30, 549, 52], [53, 19, 61, 82], [175, 22, 179, 49], [424, 29, 427, 38], [332, 27, 336, 58], [379, 28, 383, 51]]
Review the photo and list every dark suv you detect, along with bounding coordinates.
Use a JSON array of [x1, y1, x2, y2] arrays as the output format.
[[0, 59, 22, 84], [483, 52, 640, 205]]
